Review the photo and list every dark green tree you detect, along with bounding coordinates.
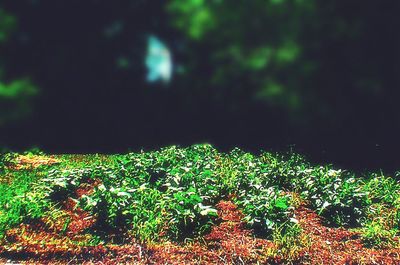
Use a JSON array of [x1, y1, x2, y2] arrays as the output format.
[[166, 0, 397, 132], [167, 0, 316, 115], [0, 8, 37, 126]]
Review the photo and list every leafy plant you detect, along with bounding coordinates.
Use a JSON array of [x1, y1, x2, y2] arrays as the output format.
[[270, 222, 310, 261], [0, 170, 51, 237], [237, 186, 293, 237], [360, 219, 398, 248]]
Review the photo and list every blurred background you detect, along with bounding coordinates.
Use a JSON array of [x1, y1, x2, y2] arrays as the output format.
[[0, 0, 399, 172]]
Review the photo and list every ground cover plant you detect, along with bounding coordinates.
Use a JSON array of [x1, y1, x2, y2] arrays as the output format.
[[1, 145, 400, 264]]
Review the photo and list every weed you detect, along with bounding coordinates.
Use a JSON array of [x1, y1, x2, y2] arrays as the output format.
[[267, 222, 310, 262], [360, 219, 398, 248]]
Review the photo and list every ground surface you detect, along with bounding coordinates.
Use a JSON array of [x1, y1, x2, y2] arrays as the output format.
[[1, 151, 400, 264]]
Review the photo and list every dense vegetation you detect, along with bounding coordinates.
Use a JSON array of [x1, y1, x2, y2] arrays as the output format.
[[1, 144, 400, 252]]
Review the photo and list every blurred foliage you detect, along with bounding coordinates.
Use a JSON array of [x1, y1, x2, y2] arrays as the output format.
[[167, 0, 316, 113], [0, 9, 16, 43], [166, 0, 396, 128], [0, 79, 37, 125], [0, 8, 38, 126]]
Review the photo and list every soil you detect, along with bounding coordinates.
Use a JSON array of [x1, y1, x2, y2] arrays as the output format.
[[12, 155, 60, 170]]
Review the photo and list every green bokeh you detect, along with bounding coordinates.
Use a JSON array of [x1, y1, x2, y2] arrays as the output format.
[[0, 8, 38, 126], [167, 0, 316, 114], [0, 9, 16, 43]]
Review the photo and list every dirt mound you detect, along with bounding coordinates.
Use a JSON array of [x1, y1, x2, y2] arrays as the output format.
[[13, 155, 60, 170], [295, 206, 400, 264]]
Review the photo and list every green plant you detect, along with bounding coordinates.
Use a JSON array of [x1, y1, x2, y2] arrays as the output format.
[[363, 174, 400, 206], [22, 147, 45, 156], [0, 152, 17, 173], [237, 187, 293, 237], [360, 219, 398, 248], [271, 222, 310, 261], [0, 170, 51, 237], [163, 187, 218, 240]]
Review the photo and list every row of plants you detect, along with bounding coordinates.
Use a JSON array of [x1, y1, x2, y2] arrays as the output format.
[[46, 145, 295, 242], [1, 144, 400, 247]]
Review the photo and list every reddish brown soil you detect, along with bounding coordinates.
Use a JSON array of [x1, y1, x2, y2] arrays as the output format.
[[1, 177, 400, 264], [147, 201, 276, 264], [295, 206, 400, 264], [0, 179, 99, 262], [12, 155, 60, 170]]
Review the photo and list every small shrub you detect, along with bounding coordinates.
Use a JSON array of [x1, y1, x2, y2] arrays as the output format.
[[360, 219, 398, 248], [268, 222, 310, 261]]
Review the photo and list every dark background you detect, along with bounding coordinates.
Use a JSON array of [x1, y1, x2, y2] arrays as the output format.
[[1, 0, 399, 173]]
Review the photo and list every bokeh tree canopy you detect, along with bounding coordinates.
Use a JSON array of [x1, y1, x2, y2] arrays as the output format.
[[0, 0, 399, 170], [166, 0, 398, 126], [167, 0, 313, 113], [0, 8, 37, 125]]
